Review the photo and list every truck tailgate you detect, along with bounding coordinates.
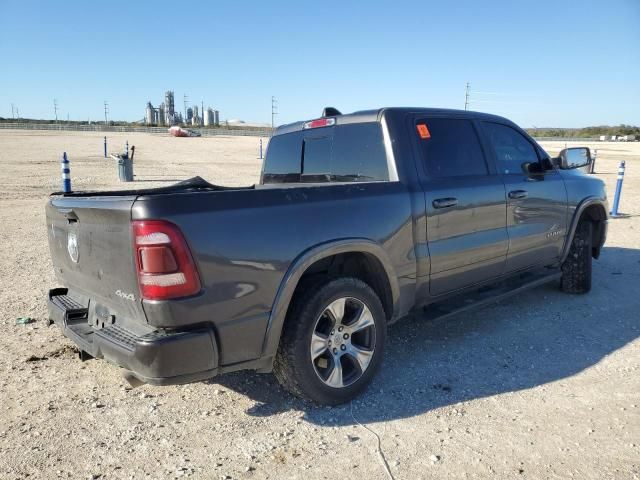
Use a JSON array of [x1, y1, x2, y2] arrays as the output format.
[[46, 195, 146, 323]]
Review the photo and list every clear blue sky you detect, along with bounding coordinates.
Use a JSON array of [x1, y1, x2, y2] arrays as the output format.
[[1, 0, 638, 127]]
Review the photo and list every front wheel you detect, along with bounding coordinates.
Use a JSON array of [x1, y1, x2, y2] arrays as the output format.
[[274, 277, 386, 405], [561, 220, 593, 294]]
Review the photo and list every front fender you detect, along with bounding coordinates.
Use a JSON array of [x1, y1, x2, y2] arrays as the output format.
[[560, 196, 608, 263], [258, 239, 400, 367]]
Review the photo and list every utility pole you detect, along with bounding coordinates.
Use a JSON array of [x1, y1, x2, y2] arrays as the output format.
[[464, 82, 470, 110], [16, 107, 20, 119], [54, 98, 59, 122], [11, 103, 15, 119], [271, 96, 278, 130], [103, 101, 109, 125]]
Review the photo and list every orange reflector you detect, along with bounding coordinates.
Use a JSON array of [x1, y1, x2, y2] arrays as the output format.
[[417, 124, 431, 139]]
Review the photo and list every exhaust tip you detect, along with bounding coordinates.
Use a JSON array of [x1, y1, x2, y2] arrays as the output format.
[[123, 370, 146, 388]]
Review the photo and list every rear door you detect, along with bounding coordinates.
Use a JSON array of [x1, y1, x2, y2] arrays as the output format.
[[413, 116, 509, 296], [480, 122, 568, 272]]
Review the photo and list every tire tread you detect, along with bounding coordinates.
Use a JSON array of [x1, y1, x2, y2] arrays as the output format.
[[561, 221, 593, 294]]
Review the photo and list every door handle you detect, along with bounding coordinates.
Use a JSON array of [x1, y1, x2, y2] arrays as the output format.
[[432, 197, 458, 209], [508, 190, 528, 199]]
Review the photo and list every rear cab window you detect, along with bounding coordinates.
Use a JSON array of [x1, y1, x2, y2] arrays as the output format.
[[261, 122, 389, 184], [302, 134, 333, 182], [260, 132, 303, 183]]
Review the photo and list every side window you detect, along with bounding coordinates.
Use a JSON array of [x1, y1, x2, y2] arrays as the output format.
[[416, 118, 488, 177], [262, 131, 303, 183], [483, 122, 538, 174]]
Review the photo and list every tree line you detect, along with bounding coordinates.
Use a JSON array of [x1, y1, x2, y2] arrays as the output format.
[[527, 125, 639, 138]]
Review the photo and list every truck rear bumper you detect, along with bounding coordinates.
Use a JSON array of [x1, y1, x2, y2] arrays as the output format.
[[48, 288, 219, 385]]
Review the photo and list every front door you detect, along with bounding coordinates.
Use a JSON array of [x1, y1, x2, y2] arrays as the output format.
[[481, 121, 568, 272], [414, 116, 509, 297]]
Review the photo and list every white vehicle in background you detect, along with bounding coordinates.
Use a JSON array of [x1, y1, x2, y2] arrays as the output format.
[[168, 126, 201, 137]]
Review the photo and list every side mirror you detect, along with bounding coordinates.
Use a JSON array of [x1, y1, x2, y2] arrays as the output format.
[[522, 161, 544, 175], [557, 147, 591, 170]]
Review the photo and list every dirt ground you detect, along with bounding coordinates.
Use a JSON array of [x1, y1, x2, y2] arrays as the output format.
[[0, 130, 638, 480]]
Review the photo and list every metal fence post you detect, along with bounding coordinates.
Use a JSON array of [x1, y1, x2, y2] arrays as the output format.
[[104, 136, 107, 158], [610, 161, 626, 217], [61, 152, 71, 193], [259, 138, 263, 159], [125, 140, 129, 158]]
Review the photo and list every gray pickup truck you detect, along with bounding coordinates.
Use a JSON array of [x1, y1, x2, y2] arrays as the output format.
[[46, 107, 608, 405]]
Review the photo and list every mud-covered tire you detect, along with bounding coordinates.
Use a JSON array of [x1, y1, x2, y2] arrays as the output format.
[[273, 277, 386, 405], [561, 221, 593, 294]]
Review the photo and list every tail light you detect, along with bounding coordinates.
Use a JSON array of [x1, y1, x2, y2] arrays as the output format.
[[132, 220, 201, 300]]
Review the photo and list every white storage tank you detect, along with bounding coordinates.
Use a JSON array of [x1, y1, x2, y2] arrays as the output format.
[[157, 104, 165, 126], [204, 108, 214, 126], [145, 102, 155, 125]]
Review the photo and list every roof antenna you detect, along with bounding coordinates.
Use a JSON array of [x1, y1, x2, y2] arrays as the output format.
[[322, 107, 342, 117]]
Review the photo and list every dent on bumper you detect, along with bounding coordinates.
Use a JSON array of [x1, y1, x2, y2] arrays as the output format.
[[48, 289, 219, 385]]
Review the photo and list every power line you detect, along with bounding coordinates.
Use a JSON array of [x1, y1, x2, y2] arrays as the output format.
[[103, 101, 109, 125], [472, 91, 542, 97], [465, 87, 546, 110], [466, 99, 541, 106]]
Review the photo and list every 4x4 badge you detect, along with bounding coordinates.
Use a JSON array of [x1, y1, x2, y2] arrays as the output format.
[[67, 231, 79, 263]]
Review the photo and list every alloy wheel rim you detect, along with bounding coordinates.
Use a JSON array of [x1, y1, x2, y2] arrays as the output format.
[[310, 296, 376, 388]]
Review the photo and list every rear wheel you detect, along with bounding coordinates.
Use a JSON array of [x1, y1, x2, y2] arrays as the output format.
[[561, 220, 593, 294], [274, 277, 386, 405]]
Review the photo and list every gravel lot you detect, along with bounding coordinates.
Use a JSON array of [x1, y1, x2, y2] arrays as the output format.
[[0, 130, 638, 479]]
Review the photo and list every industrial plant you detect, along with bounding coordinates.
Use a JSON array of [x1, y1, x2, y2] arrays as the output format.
[[145, 90, 220, 127]]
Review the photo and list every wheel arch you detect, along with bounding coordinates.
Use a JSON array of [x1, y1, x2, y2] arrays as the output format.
[[259, 239, 400, 366], [561, 197, 608, 262]]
